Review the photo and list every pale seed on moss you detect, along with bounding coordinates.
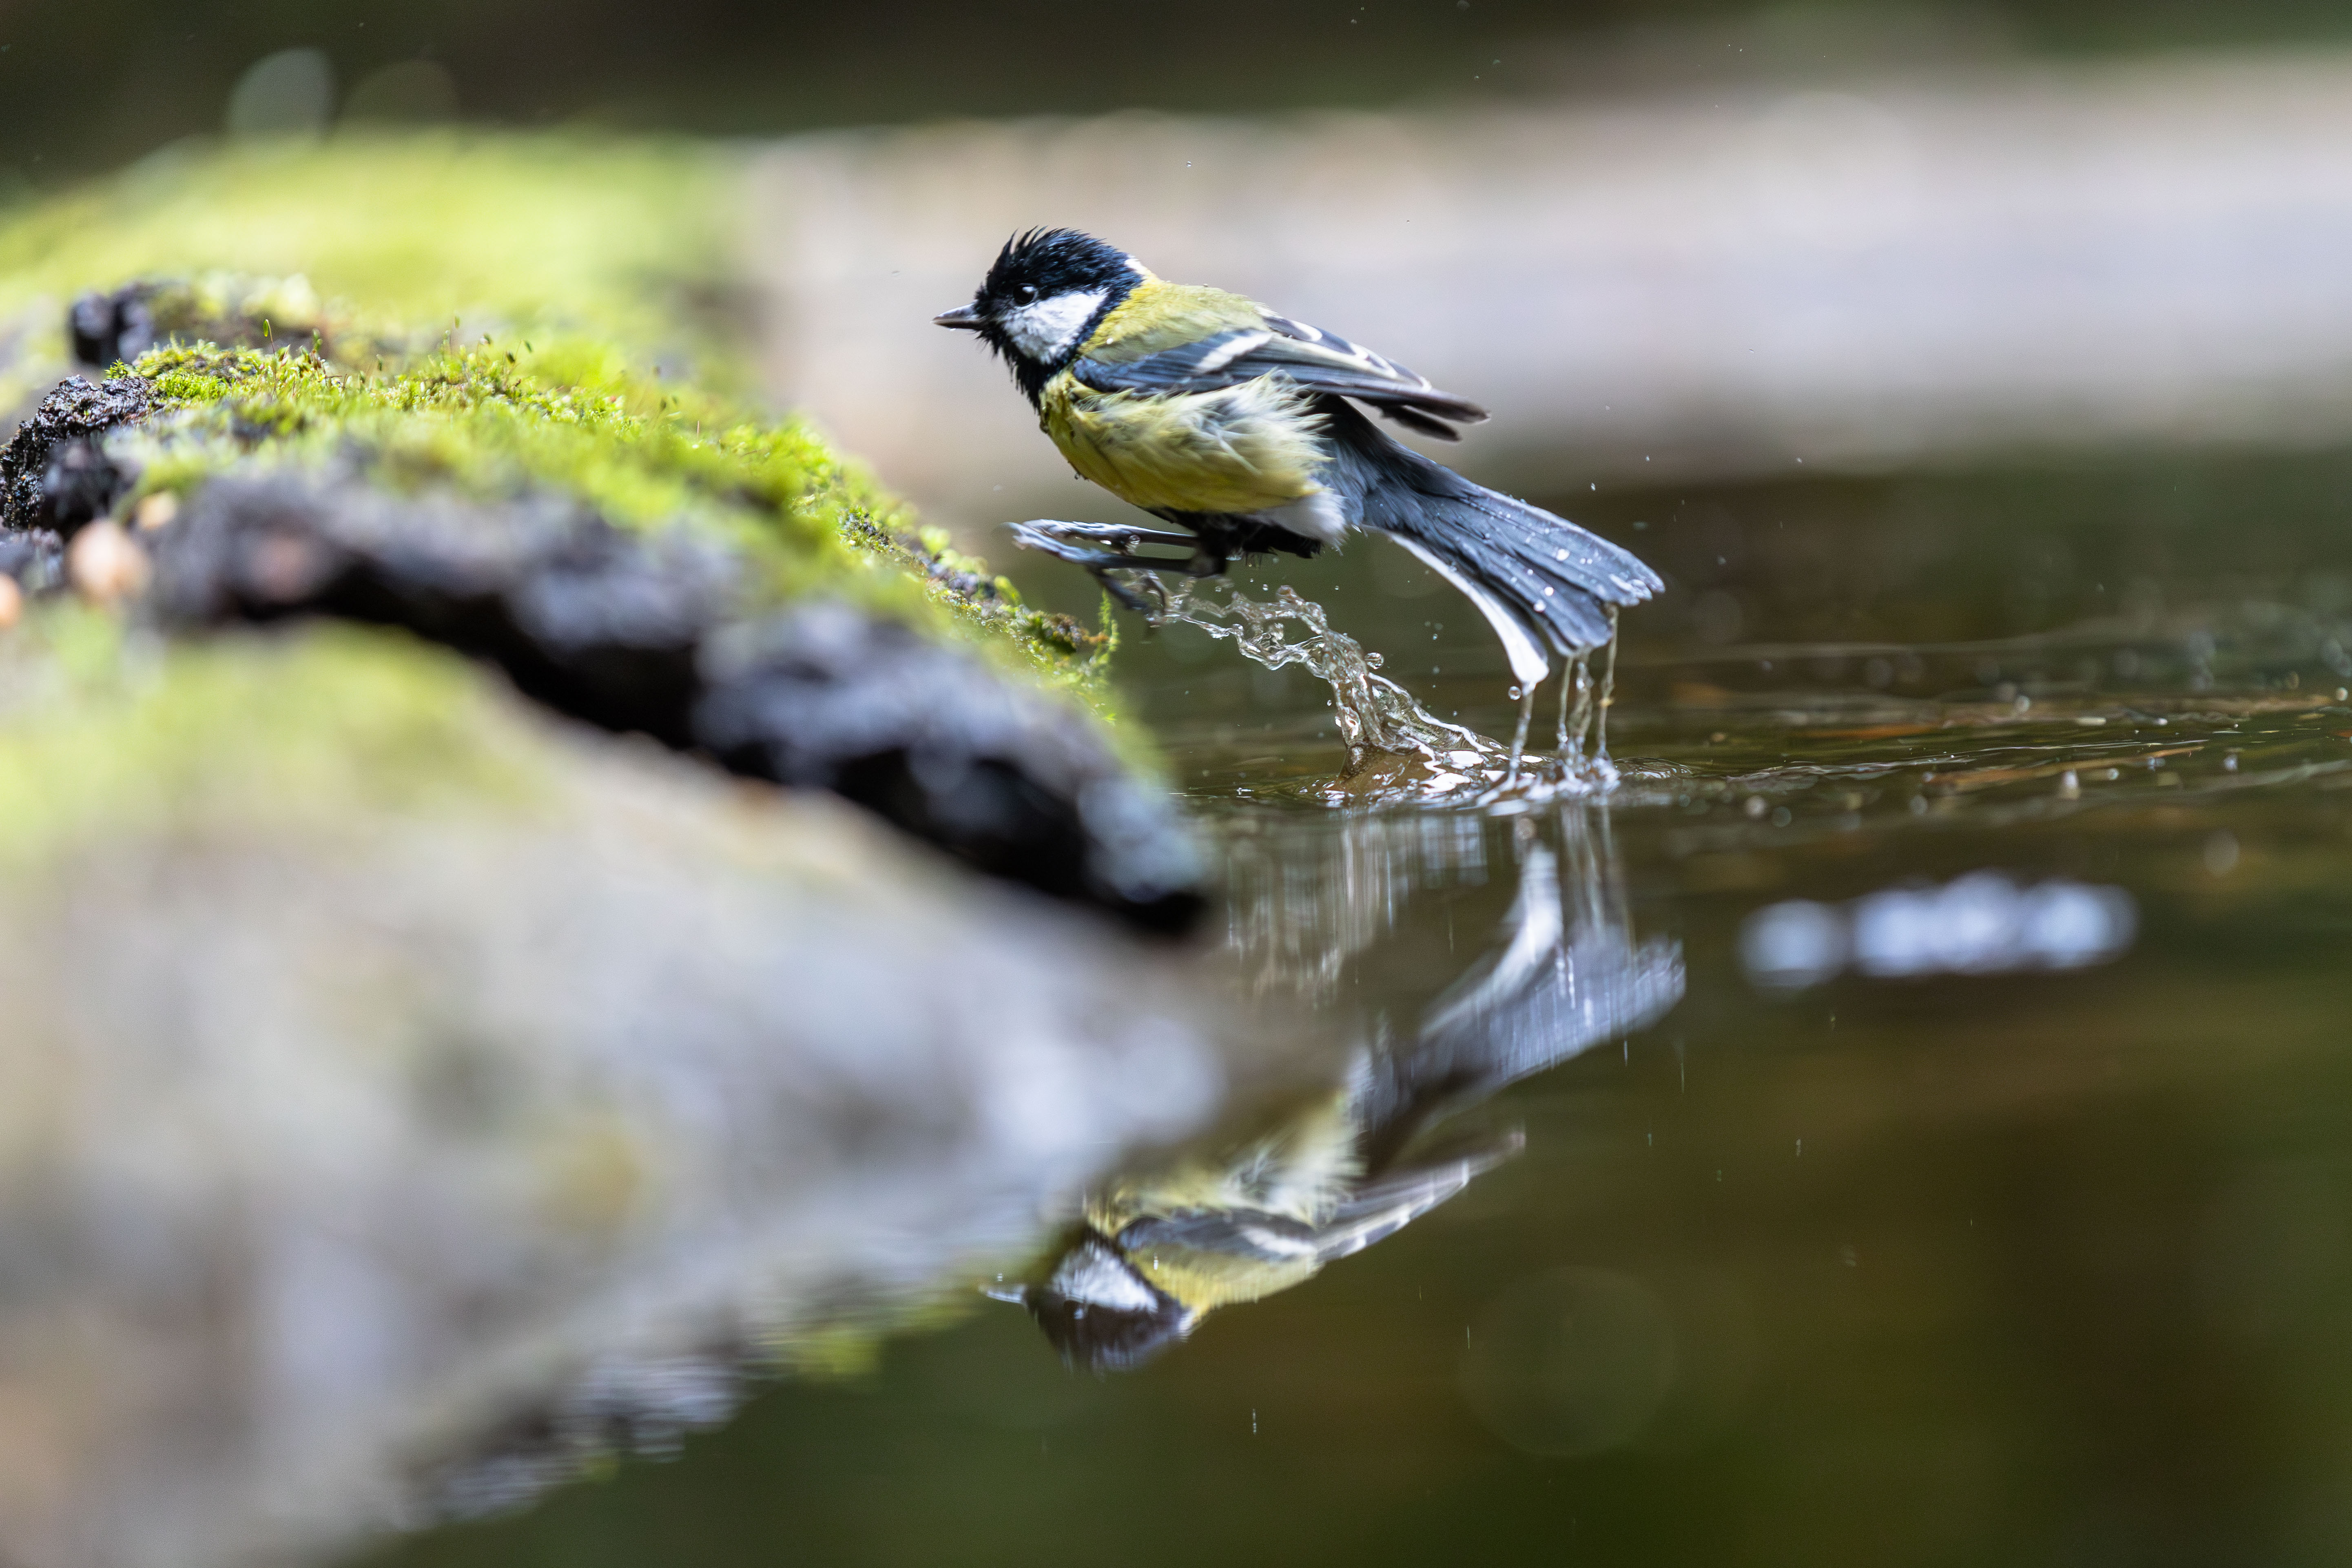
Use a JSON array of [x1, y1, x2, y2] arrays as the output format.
[[69, 522, 152, 604], [134, 492, 182, 532]]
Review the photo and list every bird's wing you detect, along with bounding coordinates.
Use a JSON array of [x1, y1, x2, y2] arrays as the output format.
[[1110, 1129, 1521, 1268], [1071, 313, 1489, 440], [1307, 1130, 1524, 1264], [1114, 1208, 1324, 1262]]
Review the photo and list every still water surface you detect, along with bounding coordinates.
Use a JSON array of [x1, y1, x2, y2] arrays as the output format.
[[382, 452, 2352, 1566]]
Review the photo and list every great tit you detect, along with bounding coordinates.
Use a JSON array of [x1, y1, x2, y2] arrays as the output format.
[[935, 228, 1663, 698], [998, 821, 1685, 1369]]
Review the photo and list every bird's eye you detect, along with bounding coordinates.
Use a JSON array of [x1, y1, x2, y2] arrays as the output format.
[[1016, 286, 1039, 304]]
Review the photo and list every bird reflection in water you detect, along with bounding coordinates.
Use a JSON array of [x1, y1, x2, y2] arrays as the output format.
[[997, 806, 1685, 1368]]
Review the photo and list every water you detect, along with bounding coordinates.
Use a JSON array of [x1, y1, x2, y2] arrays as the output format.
[[1142, 576, 1619, 800], [375, 451, 2352, 1567]]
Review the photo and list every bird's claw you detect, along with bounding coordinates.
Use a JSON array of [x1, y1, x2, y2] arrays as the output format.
[[1006, 520, 1194, 617], [1006, 519, 1195, 558]]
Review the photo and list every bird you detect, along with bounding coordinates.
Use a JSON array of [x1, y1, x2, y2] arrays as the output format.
[[992, 831, 1686, 1369], [935, 228, 1663, 738], [998, 1075, 1521, 1371]]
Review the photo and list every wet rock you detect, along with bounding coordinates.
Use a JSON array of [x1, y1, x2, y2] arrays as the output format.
[[0, 529, 65, 594], [68, 276, 337, 370], [69, 284, 157, 370], [146, 469, 1204, 931], [33, 439, 129, 534], [697, 607, 1205, 930], [0, 374, 151, 537], [149, 472, 734, 748]]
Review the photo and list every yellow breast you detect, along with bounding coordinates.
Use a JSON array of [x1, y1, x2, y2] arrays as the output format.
[[1038, 371, 1329, 517], [1081, 1087, 1362, 1314], [1123, 1242, 1324, 1313]]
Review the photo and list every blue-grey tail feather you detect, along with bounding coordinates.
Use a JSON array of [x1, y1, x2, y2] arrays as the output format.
[[1318, 400, 1662, 658]]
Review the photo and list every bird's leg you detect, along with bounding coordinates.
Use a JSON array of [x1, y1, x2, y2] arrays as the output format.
[[1006, 520, 1200, 613]]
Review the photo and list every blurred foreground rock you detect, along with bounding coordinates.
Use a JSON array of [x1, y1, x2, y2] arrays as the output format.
[[0, 623, 1234, 1568], [0, 142, 1242, 1568]]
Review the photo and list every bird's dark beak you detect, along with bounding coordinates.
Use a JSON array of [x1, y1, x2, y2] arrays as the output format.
[[933, 304, 984, 330]]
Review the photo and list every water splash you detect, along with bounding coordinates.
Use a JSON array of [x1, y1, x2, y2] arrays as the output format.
[[1143, 576, 1621, 805]]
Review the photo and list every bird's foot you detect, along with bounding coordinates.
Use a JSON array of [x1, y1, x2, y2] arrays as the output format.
[[1006, 520, 1195, 560], [1005, 520, 1206, 615]]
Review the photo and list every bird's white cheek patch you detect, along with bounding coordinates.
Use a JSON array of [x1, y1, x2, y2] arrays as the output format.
[[1048, 1242, 1159, 1311], [1002, 290, 1107, 360]]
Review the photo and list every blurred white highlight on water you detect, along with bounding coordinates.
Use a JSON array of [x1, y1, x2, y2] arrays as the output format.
[[1742, 873, 2136, 990]]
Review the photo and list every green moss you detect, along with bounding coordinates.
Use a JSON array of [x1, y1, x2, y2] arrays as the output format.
[[0, 135, 731, 379], [126, 340, 856, 592], [0, 616, 556, 870], [0, 132, 1126, 704], [113, 337, 1116, 683]]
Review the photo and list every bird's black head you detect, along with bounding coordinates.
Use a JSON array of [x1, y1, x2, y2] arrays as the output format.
[[998, 1232, 1193, 1371], [935, 228, 1145, 402]]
